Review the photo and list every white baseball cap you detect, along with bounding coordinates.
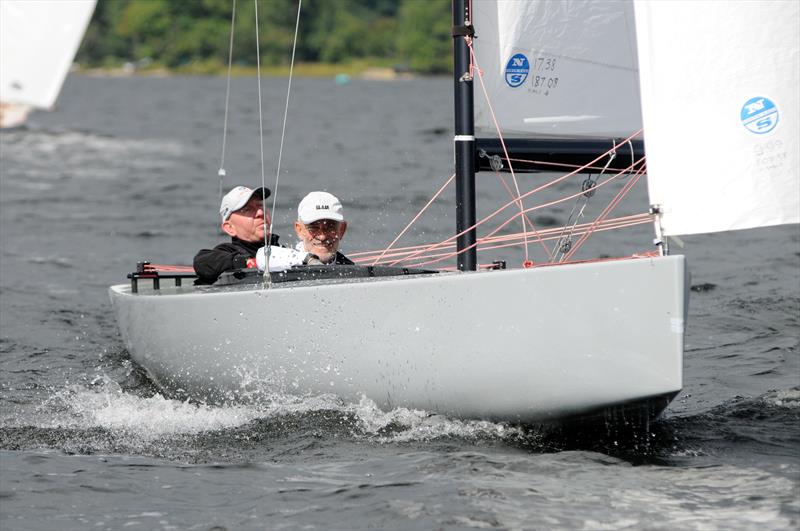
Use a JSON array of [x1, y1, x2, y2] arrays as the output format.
[[297, 191, 344, 224], [220, 186, 271, 221]]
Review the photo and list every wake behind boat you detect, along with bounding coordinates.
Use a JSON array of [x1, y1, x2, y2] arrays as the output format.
[[110, 0, 798, 427]]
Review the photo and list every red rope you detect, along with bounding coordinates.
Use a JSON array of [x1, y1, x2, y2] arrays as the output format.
[[357, 213, 651, 266], [143, 264, 195, 273], [413, 251, 659, 271], [369, 173, 454, 265], [393, 150, 643, 268], [467, 36, 533, 262], [562, 162, 647, 262], [385, 129, 643, 267]]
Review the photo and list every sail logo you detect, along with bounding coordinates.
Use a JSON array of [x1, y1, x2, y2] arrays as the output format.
[[741, 96, 779, 134], [504, 53, 529, 88]]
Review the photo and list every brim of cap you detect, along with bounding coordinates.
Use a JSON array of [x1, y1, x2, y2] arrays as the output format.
[[231, 187, 271, 212], [299, 211, 344, 224], [222, 186, 272, 221], [247, 186, 271, 202]]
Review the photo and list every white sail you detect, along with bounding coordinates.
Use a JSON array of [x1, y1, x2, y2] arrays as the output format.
[[472, 0, 642, 139], [0, 0, 96, 110], [635, 0, 800, 236]]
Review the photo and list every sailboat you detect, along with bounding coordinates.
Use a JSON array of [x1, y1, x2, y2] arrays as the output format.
[[0, 0, 96, 129], [109, 0, 798, 426]]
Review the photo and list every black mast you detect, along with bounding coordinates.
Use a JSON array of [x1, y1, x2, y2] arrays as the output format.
[[452, 0, 477, 271]]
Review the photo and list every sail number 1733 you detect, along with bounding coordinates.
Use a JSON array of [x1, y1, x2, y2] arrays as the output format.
[[528, 55, 559, 95]]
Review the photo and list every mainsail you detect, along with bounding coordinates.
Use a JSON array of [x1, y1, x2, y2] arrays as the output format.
[[0, 0, 96, 127], [471, 0, 642, 139], [634, 0, 799, 236]]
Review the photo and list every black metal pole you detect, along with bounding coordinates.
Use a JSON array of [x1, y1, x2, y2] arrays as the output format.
[[453, 0, 477, 271]]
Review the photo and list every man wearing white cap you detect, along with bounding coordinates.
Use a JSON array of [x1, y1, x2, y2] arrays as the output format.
[[194, 185, 307, 284], [294, 191, 354, 265]]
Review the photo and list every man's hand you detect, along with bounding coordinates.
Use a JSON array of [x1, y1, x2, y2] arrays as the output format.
[[255, 246, 309, 272]]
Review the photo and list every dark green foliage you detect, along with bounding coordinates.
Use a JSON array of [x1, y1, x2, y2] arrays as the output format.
[[76, 0, 452, 73], [396, 0, 451, 74]]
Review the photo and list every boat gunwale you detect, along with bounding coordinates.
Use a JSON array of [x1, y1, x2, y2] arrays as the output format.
[[110, 253, 681, 299]]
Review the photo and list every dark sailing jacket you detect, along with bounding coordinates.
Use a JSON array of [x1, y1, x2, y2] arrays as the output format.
[[193, 234, 280, 285]]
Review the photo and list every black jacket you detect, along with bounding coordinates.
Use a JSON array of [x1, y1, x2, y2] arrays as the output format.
[[193, 234, 279, 285]]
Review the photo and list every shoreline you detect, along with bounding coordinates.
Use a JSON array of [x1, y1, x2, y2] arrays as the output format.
[[73, 61, 441, 80]]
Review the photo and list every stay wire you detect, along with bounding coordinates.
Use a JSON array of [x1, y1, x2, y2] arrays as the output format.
[[552, 140, 617, 262], [268, 0, 302, 243], [254, 0, 270, 278], [218, 0, 237, 227]]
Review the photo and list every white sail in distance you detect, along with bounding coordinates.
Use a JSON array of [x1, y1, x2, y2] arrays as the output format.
[[0, 0, 96, 110], [635, 0, 799, 236], [471, 0, 642, 139]]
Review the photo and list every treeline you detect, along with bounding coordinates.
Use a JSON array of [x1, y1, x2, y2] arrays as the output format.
[[77, 0, 453, 74]]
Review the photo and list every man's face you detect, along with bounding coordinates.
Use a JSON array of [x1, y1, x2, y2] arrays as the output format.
[[294, 218, 347, 263], [222, 197, 270, 243]]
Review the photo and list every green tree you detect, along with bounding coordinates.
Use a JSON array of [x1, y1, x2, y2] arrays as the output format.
[[116, 0, 171, 61], [77, 0, 130, 65], [396, 0, 451, 74], [76, 0, 453, 74]]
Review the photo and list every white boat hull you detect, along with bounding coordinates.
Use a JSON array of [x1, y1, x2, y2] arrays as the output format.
[[109, 255, 688, 424]]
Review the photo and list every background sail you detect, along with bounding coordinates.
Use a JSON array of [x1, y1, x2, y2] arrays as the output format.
[[0, 0, 96, 109], [635, 0, 800, 236], [472, 0, 642, 139]]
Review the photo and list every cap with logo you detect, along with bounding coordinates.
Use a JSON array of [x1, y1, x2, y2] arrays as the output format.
[[297, 191, 344, 224], [220, 186, 271, 222]]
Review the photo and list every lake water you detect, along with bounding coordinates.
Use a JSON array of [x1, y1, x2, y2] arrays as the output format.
[[1, 75, 798, 530]]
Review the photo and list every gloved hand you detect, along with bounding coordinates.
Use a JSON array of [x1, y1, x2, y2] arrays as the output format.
[[255, 246, 309, 272]]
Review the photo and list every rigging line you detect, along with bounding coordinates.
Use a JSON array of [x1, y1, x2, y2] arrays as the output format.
[[370, 173, 455, 266], [473, 219, 652, 254], [398, 157, 642, 267], [552, 140, 617, 262], [406, 216, 652, 268], [365, 164, 542, 264], [467, 39, 532, 262], [218, 0, 237, 221], [502, 157, 634, 173], [268, 0, 302, 243], [362, 213, 651, 265], [386, 130, 642, 266], [487, 163, 552, 260], [254, 0, 270, 278], [562, 162, 646, 262], [562, 162, 646, 263]]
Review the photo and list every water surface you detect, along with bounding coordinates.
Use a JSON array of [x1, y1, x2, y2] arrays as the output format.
[[0, 75, 798, 530]]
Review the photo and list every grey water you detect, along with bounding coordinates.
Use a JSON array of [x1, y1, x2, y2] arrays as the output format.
[[0, 75, 798, 530]]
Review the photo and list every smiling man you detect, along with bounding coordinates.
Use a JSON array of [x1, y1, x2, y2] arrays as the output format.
[[193, 185, 307, 284], [294, 191, 354, 265]]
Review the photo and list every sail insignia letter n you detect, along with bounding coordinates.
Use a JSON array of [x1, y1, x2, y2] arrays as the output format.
[[504, 53, 529, 88], [741, 96, 779, 135]]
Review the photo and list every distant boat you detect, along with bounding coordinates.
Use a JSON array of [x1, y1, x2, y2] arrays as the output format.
[[110, 0, 798, 427], [0, 0, 96, 129]]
